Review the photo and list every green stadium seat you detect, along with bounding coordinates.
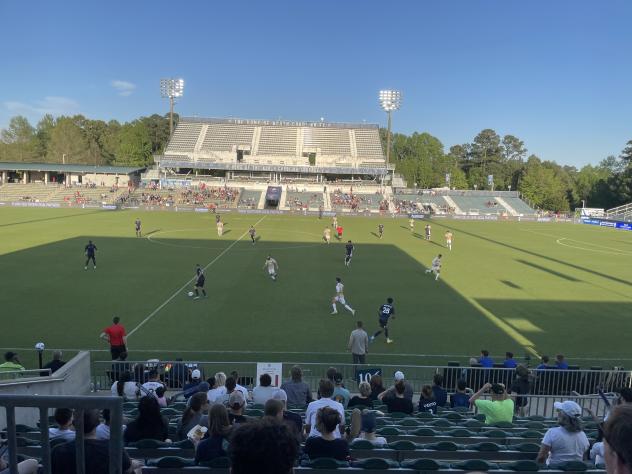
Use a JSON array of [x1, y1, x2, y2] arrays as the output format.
[[484, 429, 507, 438], [377, 427, 403, 436], [245, 409, 263, 417], [503, 460, 541, 471], [400, 458, 444, 470], [416, 411, 435, 419], [445, 428, 473, 437], [160, 408, 179, 417], [386, 440, 418, 451], [520, 430, 543, 439], [128, 439, 169, 448], [527, 415, 545, 422], [426, 441, 459, 451], [171, 402, 188, 410], [171, 439, 194, 449], [15, 424, 38, 433], [16, 437, 39, 447], [351, 457, 399, 469], [493, 421, 515, 429], [470, 441, 503, 452], [388, 412, 409, 419], [551, 461, 589, 471], [442, 412, 464, 421], [146, 456, 195, 468], [350, 439, 375, 450], [514, 442, 540, 453], [399, 418, 420, 427], [474, 414, 486, 421], [300, 457, 349, 469], [452, 459, 497, 471], [464, 419, 484, 429], [525, 422, 546, 429], [430, 418, 453, 428], [412, 427, 437, 436], [198, 456, 231, 468]]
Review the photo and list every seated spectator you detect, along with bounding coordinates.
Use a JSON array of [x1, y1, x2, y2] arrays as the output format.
[[556, 354, 569, 370], [252, 373, 277, 405], [590, 432, 605, 466], [479, 349, 494, 368], [272, 388, 303, 437], [280, 365, 312, 407], [603, 405, 632, 474], [154, 386, 168, 407], [332, 372, 351, 408], [381, 371, 414, 401], [207, 372, 227, 402], [348, 382, 374, 409], [95, 409, 126, 440], [43, 350, 66, 375], [304, 407, 350, 461], [49, 408, 75, 441], [379, 380, 414, 414], [351, 410, 387, 447], [167, 358, 188, 388], [510, 365, 532, 416], [52, 409, 135, 474], [177, 392, 209, 440], [432, 373, 447, 407], [194, 404, 232, 464], [227, 391, 249, 425], [140, 369, 165, 398], [305, 379, 346, 438], [111, 371, 138, 400], [229, 370, 249, 399], [536, 401, 589, 465], [369, 374, 385, 401], [418, 385, 438, 414], [0, 456, 37, 474], [264, 399, 284, 421], [0, 351, 25, 375], [469, 382, 514, 424], [537, 355, 551, 370], [503, 351, 518, 368], [123, 396, 169, 443], [451, 379, 471, 409], [183, 369, 205, 398], [229, 419, 299, 474]]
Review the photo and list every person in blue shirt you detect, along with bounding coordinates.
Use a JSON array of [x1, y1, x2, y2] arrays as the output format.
[[450, 379, 471, 409], [370, 298, 395, 344], [536, 355, 551, 370], [135, 218, 141, 237], [84, 240, 97, 270], [478, 350, 494, 368], [503, 352, 518, 368], [432, 373, 447, 407], [344, 240, 354, 267], [555, 354, 569, 370]]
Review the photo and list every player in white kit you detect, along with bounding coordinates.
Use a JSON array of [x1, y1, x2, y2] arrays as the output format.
[[263, 255, 278, 281], [323, 227, 331, 244], [331, 277, 355, 315], [217, 220, 224, 237], [425, 254, 442, 280], [445, 230, 453, 250]]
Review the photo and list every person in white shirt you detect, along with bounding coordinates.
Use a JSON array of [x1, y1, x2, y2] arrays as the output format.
[[49, 408, 75, 441], [323, 228, 331, 244], [591, 441, 605, 466], [304, 379, 345, 439], [252, 373, 278, 405], [217, 220, 224, 237], [445, 230, 453, 251], [331, 277, 355, 315], [537, 401, 590, 466], [111, 371, 139, 400], [350, 410, 387, 447], [140, 369, 165, 398], [424, 254, 442, 281], [263, 256, 278, 281], [603, 405, 632, 474], [230, 370, 250, 400], [207, 372, 227, 402]]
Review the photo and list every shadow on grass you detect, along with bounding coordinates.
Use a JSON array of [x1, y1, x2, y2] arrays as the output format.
[[0, 209, 106, 228], [516, 259, 582, 282], [500, 280, 522, 290]]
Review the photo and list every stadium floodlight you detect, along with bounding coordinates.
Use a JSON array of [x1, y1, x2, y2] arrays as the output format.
[[160, 78, 185, 137], [378, 89, 402, 167]]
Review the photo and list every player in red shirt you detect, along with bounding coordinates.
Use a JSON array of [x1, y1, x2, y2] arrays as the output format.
[[100, 316, 128, 360], [336, 225, 343, 240]]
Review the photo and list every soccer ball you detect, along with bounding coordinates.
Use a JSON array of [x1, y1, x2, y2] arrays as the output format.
[[187, 291, 194, 297]]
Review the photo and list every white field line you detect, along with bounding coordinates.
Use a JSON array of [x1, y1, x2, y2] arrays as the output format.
[[522, 227, 632, 255], [127, 216, 267, 338]]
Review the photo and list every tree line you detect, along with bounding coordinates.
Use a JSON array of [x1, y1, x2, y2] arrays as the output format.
[[0, 114, 630, 211]]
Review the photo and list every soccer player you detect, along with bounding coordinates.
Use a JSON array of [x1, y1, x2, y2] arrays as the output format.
[[263, 255, 278, 281], [217, 220, 224, 237], [215, 213, 221, 224], [425, 224, 432, 241], [332, 215, 338, 229], [323, 227, 331, 244], [249, 225, 256, 245], [425, 254, 442, 280], [135, 218, 141, 237], [370, 297, 395, 344], [344, 240, 354, 267], [336, 225, 343, 240], [193, 264, 207, 299], [84, 240, 97, 270], [331, 277, 355, 315], [378, 224, 384, 239], [445, 230, 453, 250], [409, 218, 414, 232]]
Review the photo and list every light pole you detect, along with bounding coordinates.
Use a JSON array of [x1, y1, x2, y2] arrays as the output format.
[[160, 78, 185, 137], [379, 89, 402, 169]]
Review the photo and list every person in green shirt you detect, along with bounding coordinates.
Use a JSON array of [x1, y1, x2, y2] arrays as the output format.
[[469, 382, 514, 424], [0, 351, 26, 378]]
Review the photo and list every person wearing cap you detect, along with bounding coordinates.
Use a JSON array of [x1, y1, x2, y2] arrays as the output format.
[[332, 372, 351, 408], [536, 400, 589, 465], [350, 410, 387, 447], [382, 371, 414, 401], [602, 405, 632, 474], [0, 351, 25, 376], [469, 382, 514, 424], [272, 388, 303, 437], [378, 379, 414, 414], [227, 391, 250, 425]]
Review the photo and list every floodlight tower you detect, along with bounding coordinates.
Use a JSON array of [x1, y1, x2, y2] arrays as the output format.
[[379, 89, 402, 167], [160, 78, 185, 137]]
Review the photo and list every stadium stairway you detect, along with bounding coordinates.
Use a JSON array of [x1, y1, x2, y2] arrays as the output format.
[[495, 197, 519, 216], [279, 186, 288, 209], [443, 195, 462, 214]]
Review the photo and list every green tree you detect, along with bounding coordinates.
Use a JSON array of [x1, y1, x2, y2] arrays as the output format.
[[116, 121, 152, 166], [34, 114, 55, 159], [518, 156, 569, 211], [0, 116, 36, 162], [47, 117, 90, 163]]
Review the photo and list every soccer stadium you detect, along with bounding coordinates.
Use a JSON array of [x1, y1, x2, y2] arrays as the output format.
[[1, 2, 632, 474]]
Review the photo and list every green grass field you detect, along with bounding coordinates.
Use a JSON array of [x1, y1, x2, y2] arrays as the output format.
[[1, 207, 630, 369]]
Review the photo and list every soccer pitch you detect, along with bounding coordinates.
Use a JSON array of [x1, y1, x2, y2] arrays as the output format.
[[0, 207, 630, 369]]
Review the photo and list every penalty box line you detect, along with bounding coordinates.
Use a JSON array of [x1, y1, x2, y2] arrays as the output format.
[[127, 215, 267, 339]]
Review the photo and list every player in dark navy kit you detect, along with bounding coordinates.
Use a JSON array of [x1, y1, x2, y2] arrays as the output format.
[[344, 240, 354, 267], [193, 264, 207, 300], [370, 297, 395, 344], [84, 240, 97, 270], [249, 225, 256, 245], [135, 218, 141, 237], [378, 224, 384, 239]]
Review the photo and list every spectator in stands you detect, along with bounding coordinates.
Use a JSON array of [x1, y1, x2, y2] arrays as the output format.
[[0, 351, 25, 374], [305, 379, 346, 438], [264, 399, 284, 421], [381, 371, 414, 401], [252, 373, 277, 405], [478, 350, 494, 368], [42, 350, 65, 374], [537, 401, 589, 465], [194, 403, 232, 464], [229, 419, 299, 474], [418, 385, 438, 414], [207, 372, 227, 402], [469, 382, 514, 424], [140, 369, 165, 398], [510, 365, 532, 416], [167, 358, 188, 388], [369, 374, 385, 401], [0, 454, 37, 474], [503, 352, 518, 368], [155, 386, 168, 407], [177, 392, 209, 440], [227, 391, 249, 425], [52, 408, 135, 474], [332, 372, 351, 408], [537, 355, 552, 370], [556, 354, 569, 370], [325, 367, 338, 383], [49, 408, 75, 441], [272, 389, 303, 438], [280, 365, 312, 407], [112, 371, 138, 400], [304, 407, 350, 461], [450, 379, 471, 409], [95, 409, 126, 440], [217, 377, 239, 407], [230, 370, 249, 399], [603, 405, 632, 474], [348, 381, 374, 409], [351, 410, 387, 448], [432, 373, 447, 407], [183, 370, 209, 399], [379, 380, 414, 414], [123, 395, 169, 443]]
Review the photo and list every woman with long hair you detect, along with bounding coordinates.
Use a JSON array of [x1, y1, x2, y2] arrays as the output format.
[[123, 396, 169, 443], [195, 404, 232, 464], [177, 392, 209, 440], [111, 371, 138, 400], [537, 401, 590, 465]]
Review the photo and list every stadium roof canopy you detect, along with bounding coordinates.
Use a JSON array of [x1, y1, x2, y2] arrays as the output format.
[[0, 162, 145, 174]]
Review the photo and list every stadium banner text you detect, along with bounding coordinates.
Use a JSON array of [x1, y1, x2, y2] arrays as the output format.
[[582, 218, 632, 231], [355, 368, 382, 385]]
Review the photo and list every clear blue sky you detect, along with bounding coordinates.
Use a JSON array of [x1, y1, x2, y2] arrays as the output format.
[[1, 0, 630, 167]]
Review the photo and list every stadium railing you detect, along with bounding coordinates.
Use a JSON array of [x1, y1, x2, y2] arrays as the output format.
[[0, 368, 51, 380], [0, 394, 124, 474]]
